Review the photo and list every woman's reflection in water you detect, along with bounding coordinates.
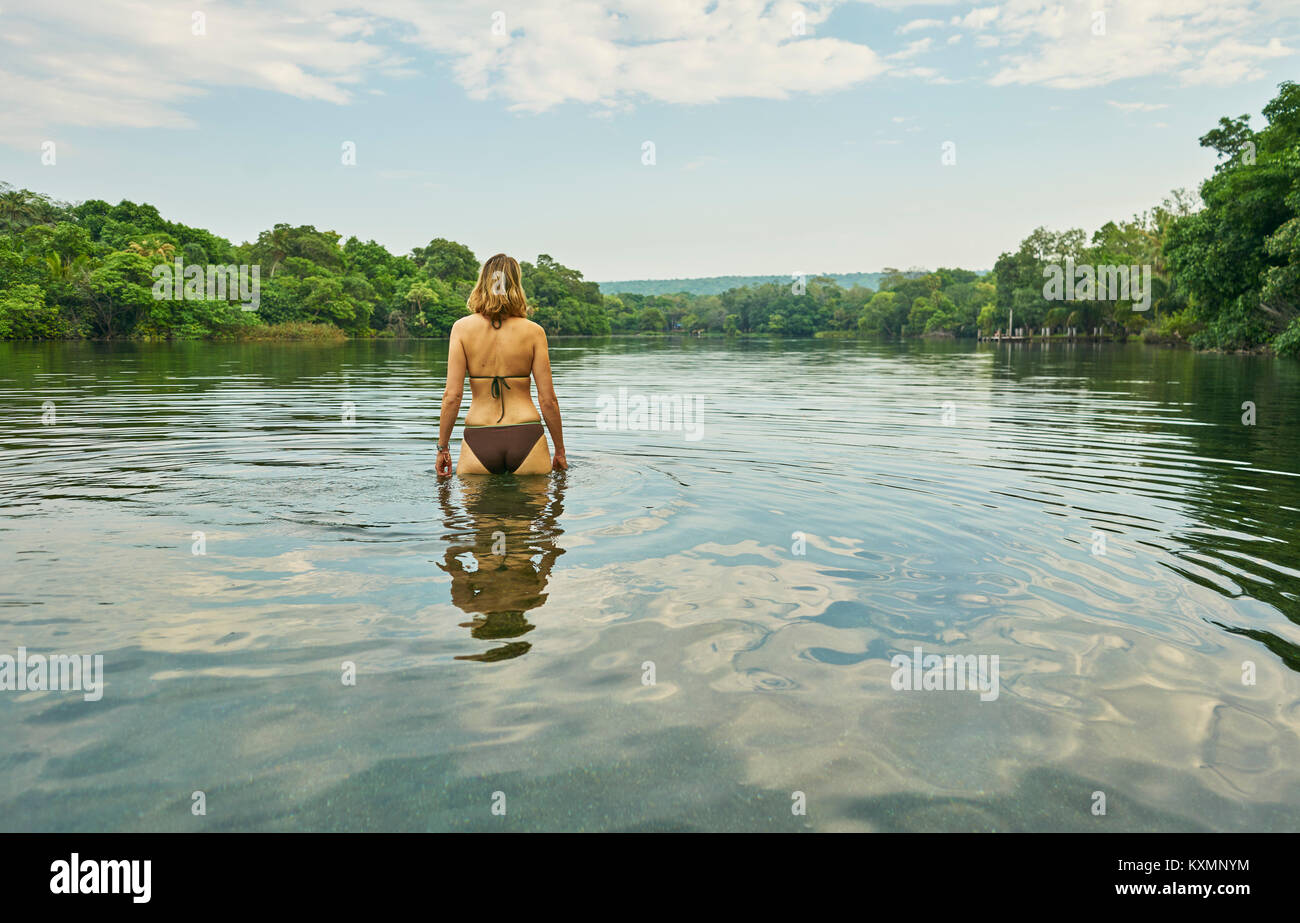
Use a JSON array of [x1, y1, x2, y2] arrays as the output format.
[[436, 472, 566, 662]]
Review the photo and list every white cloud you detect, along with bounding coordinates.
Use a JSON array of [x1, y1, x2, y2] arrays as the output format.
[[1, 0, 1295, 149], [952, 6, 1001, 30], [0, 0, 397, 146], [1106, 101, 1168, 112], [0, 0, 899, 146], [893, 66, 941, 80], [1180, 37, 1292, 86], [898, 18, 945, 34], [984, 0, 1294, 89], [367, 0, 895, 111], [888, 37, 933, 60]]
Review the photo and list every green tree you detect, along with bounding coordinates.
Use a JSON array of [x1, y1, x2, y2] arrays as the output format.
[[638, 306, 665, 332], [85, 251, 155, 337], [0, 284, 66, 339], [858, 291, 905, 335], [412, 238, 478, 282], [1165, 81, 1300, 349]]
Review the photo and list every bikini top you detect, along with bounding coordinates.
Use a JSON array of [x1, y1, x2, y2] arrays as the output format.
[[468, 372, 531, 422]]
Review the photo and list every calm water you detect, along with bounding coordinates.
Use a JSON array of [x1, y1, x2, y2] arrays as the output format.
[[2, 337, 1299, 832]]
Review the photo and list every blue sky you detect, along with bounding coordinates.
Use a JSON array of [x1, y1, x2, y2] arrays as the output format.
[[1, 0, 1297, 280]]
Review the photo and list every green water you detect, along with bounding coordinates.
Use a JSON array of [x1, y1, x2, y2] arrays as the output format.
[[1, 337, 1298, 831]]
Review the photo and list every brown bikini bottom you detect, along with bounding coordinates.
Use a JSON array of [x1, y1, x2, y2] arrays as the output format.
[[462, 422, 545, 474]]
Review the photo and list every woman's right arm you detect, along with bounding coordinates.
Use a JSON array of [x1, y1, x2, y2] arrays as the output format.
[[437, 323, 467, 476], [532, 325, 567, 470]]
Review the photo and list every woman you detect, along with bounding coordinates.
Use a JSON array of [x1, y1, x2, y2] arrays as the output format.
[[436, 254, 567, 476]]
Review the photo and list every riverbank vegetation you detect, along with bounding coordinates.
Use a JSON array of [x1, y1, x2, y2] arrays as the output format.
[[1, 82, 1296, 355]]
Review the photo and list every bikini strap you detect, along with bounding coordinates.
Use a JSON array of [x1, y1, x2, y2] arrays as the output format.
[[467, 372, 529, 423], [488, 375, 509, 422]]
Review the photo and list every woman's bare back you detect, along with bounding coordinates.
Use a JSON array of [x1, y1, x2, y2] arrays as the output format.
[[436, 254, 566, 477], [456, 314, 543, 427]]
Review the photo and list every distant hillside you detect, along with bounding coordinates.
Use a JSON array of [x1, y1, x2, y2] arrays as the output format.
[[597, 272, 897, 296]]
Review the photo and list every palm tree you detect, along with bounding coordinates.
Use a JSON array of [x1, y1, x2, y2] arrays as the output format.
[[262, 226, 292, 278], [38, 252, 93, 333], [42, 252, 93, 288], [406, 281, 434, 312], [0, 188, 39, 231], [127, 239, 176, 260]]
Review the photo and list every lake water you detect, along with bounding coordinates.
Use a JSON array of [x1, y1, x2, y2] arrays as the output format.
[[2, 337, 1298, 832]]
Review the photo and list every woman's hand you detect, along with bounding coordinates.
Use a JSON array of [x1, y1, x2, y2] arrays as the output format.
[[436, 447, 453, 477], [552, 451, 567, 471]]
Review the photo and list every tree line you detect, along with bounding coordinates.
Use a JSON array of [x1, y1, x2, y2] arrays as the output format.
[[993, 80, 1299, 354], [0, 191, 609, 341], [1, 81, 1296, 355]]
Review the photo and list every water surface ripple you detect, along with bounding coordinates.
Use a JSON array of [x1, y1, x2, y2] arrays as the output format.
[[1, 338, 1298, 831]]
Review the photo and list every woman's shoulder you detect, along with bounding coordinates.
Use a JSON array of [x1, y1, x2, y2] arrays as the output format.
[[506, 316, 545, 338]]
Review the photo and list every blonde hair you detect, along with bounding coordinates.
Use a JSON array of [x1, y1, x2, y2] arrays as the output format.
[[467, 253, 529, 328]]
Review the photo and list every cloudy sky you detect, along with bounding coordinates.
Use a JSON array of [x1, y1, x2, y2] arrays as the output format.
[[0, 0, 1296, 280]]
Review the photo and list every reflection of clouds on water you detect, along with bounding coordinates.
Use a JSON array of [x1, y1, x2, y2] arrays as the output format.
[[3, 340, 1300, 829], [454, 531, 1300, 829], [15, 462, 1292, 828]]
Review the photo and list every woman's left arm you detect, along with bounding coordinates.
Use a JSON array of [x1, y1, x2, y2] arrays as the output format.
[[437, 324, 467, 476]]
